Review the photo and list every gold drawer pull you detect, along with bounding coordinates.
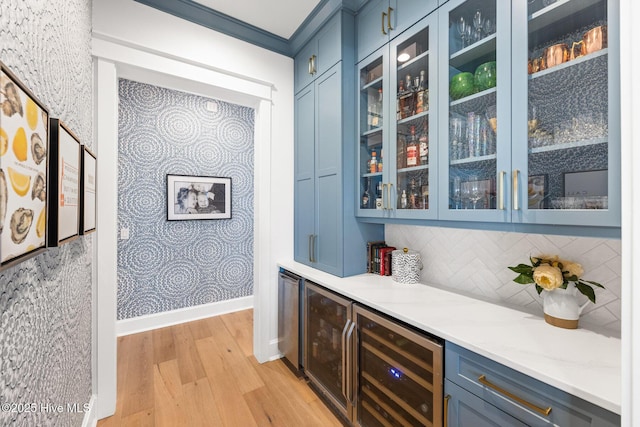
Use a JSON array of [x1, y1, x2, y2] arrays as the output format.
[[478, 374, 552, 416]]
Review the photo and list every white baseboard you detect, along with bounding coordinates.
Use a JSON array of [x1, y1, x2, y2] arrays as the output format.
[[116, 296, 254, 336], [268, 337, 284, 362], [82, 394, 98, 427]]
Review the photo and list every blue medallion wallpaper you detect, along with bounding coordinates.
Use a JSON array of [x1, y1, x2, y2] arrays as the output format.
[[0, 0, 93, 425], [117, 79, 255, 320]]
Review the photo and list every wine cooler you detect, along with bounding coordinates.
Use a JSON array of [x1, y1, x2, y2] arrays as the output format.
[[305, 282, 443, 426]]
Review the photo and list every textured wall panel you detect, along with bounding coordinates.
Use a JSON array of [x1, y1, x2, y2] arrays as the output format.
[[386, 225, 621, 334], [0, 0, 94, 426], [117, 79, 255, 320]]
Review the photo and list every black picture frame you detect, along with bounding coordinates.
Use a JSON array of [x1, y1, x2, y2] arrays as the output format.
[[79, 146, 96, 235], [166, 174, 232, 221], [0, 61, 49, 269], [47, 118, 81, 247]]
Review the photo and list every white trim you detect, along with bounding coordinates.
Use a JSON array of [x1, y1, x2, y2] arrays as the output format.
[[116, 296, 254, 336], [81, 394, 98, 427]]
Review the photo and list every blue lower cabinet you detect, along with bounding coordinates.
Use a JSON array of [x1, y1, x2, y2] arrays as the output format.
[[445, 379, 527, 427], [444, 342, 620, 427]]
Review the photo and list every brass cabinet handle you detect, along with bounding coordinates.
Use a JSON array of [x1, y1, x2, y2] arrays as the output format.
[[387, 183, 393, 210], [498, 170, 506, 210], [308, 235, 313, 262], [387, 7, 394, 31], [512, 169, 520, 211], [311, 55, 317, 75], [381, 11, 388, 35], [381, 183, 387, 210], [444, 395, 450, 427], [478, 374, 552, 417], [308, 57, 313, 75]]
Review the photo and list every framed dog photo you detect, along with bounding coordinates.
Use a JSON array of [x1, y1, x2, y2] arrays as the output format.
[[166, 174, 231, 221]]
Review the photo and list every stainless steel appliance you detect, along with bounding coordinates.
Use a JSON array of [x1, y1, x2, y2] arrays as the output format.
[[305, 281, 443, 426], [278, 269, 303, 372]]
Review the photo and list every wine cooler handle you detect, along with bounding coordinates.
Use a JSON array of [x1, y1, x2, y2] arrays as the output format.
[[381, 11, 387, 35], [444, 395, 450, 427], [387, 7, 394, 31], [513, 169, 520, 211], [341, 319, 351, 402], [478, 374, 552, 416], [498, 170, 506, 210], [345, 322, 357, 405]]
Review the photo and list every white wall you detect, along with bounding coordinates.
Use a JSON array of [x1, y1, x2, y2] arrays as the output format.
[[92, 0, 294, 417]]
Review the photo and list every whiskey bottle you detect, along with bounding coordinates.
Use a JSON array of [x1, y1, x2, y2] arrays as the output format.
[[370, 151, 378, 173], [419, 120, 429, 165], [415, 70, 427, 114], [361, 178, 371, 209], [399, 74, 413, 119], [397, 133, 406, 169], [396, 79, 405, 120], [406, 125, 418, 167]]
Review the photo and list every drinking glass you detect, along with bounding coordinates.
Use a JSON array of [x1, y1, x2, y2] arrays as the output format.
[[468, 176, 484, 209], [473, 10, 483, 43], [457, 17, 468, 48]]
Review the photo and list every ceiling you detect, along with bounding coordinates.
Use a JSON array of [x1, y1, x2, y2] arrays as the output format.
[[192, 0, 323, 39]]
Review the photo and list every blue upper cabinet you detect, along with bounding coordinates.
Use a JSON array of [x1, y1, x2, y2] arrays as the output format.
[[356, 0, 439, 63], [435, 0, 619, 228], [295, 12, 343, 94], [356, 13, 439, 220]]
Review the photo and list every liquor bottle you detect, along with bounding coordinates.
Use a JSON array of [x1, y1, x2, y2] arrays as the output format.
[[409, 178, 420, 209], [415, 70, 427, 113], [370, 151, 377, 173], [406, 125, 418, 167], [412, 75, 420, 116], [372, 88, 383, 127], [362, 178, 371, 208], [375, 181, 383, 210], [396, 79, 405, 120], [400, 190, 408, 209], [419, 121, 429, 165], [399, 74, 413, 119], [378, 149, 383, 173], [397, 133, 406, 169]]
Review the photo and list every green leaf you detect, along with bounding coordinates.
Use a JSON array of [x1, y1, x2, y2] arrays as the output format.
[[535, 284, 543, 295], [530, 256, 541, 267], [513, 273, 535, 284], [509, 264, 533, 274], [581, 280, 605, 289], [564, 274, 579, 282], [576, 282, 596, 304]]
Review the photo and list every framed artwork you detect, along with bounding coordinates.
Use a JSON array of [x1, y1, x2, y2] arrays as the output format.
[[564, 169, 608, 197], [80, 146, 96, 234], [47, 118, 81, 246], [528, 174, 547, 209], [0, 61, 49, 268], [167, 174, 231, 221]]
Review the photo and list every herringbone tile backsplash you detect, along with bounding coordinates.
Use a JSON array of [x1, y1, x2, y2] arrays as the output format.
[[385, 225, 621, 335]]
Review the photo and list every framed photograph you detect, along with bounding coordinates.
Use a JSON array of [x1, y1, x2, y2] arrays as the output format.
[[47, 118, 81, 246], [79, 146, 96, 234], [0, 61, 49, 268], [564, 169, 608, 197], [167, 174, 231, 221], [528, 174, 547, 209]]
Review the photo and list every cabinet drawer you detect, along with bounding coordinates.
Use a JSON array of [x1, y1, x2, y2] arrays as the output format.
[[445, 343, 620, 427]]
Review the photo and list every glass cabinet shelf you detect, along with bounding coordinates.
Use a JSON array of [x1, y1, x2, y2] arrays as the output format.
[[399, 50, 431, 72], [398, 110, 430, 125], [450, 34, 497, 68], [399, 164, 430, 173], [450, 87, 496, 108], [362, 76, 384, 91], [529, 49, 608, 80], [529, 137, 606, 154], [362, 127, 383, 138], [450, 153, 496, 165], [528, 0, 603, 30]]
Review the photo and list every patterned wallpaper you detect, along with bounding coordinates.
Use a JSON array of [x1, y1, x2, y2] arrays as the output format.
[[0, 0, 93, 426], [117, 79, 255, 320], [386, 224, 622, 334]]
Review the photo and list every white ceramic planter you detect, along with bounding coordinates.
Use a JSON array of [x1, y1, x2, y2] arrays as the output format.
[[542, 286, 590, 329]]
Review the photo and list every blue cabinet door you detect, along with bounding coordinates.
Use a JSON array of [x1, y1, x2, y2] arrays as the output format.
[[295, 42, 317, 95], [445, 380, 527, 427], [315, 65, 342, 275], [357, 0, 390, 63], [393, 0, 439, 36], [294, 84, 316, 266]]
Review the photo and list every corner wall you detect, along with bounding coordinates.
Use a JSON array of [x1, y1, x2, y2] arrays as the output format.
[[0, 0, 94, 425]]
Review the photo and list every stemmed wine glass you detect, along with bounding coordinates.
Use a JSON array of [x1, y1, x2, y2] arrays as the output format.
[[472, 10, 483, 43], [468, 176, 484, 209], [457, 16, 468, 49]]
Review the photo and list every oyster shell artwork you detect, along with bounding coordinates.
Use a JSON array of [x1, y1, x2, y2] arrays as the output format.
[[1, 80, 23, 117], [10, 208, 34, 244], [31, 172, 46, 202], [0, 169, 6, 233], [31, 132, 46, 165]]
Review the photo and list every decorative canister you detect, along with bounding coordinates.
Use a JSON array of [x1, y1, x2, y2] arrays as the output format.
[[392, 248, 423, 284]]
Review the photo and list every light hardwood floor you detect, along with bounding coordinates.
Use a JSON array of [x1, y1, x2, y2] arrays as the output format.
[[98, 309, 343, 427]]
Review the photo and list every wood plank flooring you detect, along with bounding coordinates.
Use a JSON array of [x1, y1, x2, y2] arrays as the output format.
[[98, 309, 343, 427]]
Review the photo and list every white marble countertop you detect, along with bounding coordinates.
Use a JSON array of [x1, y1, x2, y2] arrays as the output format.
[[278, 260, 621, 415]]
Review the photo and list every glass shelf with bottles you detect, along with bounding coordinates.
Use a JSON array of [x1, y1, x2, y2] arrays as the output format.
[[361, 57, 385, 134]]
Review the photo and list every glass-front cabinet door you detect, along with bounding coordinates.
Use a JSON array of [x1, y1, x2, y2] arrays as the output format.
[[357, 13, 438, 219], [511, 0, 620, 226], [438, 0, 512, 222]]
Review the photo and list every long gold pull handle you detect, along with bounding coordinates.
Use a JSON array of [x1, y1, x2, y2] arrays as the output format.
[[381, 183, 387, 210], [387, 183, 393, 210], [498, 171, 506, 210], [308, 57, 313, 75], [311, 235, 317, 263], [478, 375, 552, 416], [513, 169, 520, 211], [381, 11, 387, 35], [310, 55, 317, 75], [308, 235, 313, 262], [444, 395, 450, 427], [387, 7, 394, 31]]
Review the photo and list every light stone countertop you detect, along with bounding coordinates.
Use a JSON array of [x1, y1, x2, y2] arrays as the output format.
[[278, 260, 621, 415]]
